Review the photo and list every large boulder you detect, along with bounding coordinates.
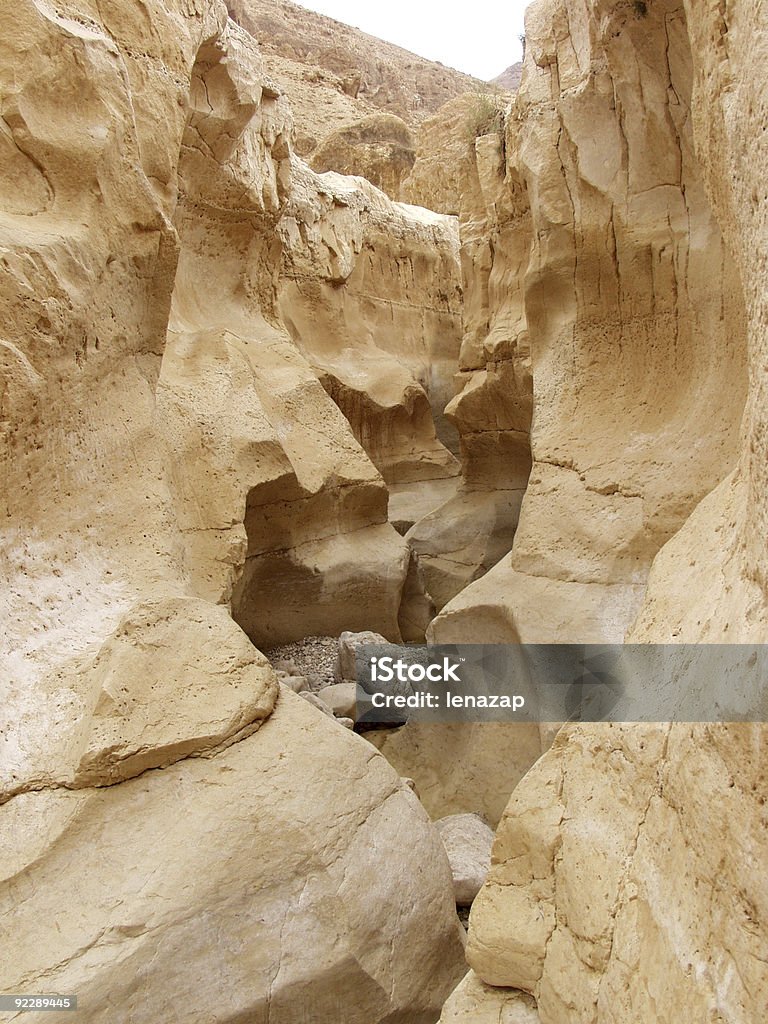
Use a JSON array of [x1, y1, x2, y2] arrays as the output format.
[[2, 597, 277, 798], [1, 691, 467, 1023], [335, 630, 388, 682], [465, 721, 768, 1023], [436, 813, 494, 905]]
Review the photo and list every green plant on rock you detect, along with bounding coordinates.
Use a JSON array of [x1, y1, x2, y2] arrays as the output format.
[[463, 88, 506, 143]]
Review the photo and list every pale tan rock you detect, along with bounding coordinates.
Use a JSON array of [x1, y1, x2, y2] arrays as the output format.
[[278, 160, 462, 492], [156, 21, 414, 647], [436, 813, 494, 905], [466, 722, 768, 1024], [0, 0, 273, 808], [318, 682, 357, 719], [628, 0, 768, 642], [280, 673, 309, 693], [336, 630, 388, 682], [430, 0, 746, 646], [406, 119, 533, 612], [439, 972, 540, 1024], [397, 546, 438, 643], [310, 113, 416, 197], [0, 8, 465, 1020], [2, 597, 277, 798], [298, 689, 337, 720], [366, 724, 544, 827], [0, 691, 467, 1023], [442, 4, 768, 1023], [401, 93, 485, 216]]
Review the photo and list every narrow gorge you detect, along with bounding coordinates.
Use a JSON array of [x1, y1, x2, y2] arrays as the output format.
[[1, 1, 766, 1022]]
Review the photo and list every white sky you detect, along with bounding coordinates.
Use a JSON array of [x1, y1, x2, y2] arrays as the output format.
[[294, 1, 530, 81]]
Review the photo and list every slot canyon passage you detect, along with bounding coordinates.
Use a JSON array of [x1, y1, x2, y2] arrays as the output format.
[[1, 0, 767, 1021]]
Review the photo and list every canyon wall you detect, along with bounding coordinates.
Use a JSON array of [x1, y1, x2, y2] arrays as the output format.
[[448, 1, 768, 1021], [406, 120, 533, 612], [277, 160, 462, 488], [0, 1, 466, 1018], [2, 0, 767, 1020], [430, 0, 747, 646]]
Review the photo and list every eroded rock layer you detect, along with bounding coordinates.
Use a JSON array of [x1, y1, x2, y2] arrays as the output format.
[[448, 1, 768, 1021], [431, 0, 747, 645]]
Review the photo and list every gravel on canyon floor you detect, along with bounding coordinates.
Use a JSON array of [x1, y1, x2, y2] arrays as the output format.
[[265, 636, 339, 689]]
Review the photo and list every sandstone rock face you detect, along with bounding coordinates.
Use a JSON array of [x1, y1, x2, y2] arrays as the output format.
[[431, 0, 747, 645], [1, 691, 467, 1024], [466, 722, 768, 1024], [3, 597, 277, 798], [440, 973, 540, 1024], [317, 682, 357, 719], [629, 0, 768, 643], [154, 22, 416, 648], [278, 160, 462, 497], [402, 93, 503, 216], [436, 813, 494, 905], [227, 0, 483, 195], [0, 3, 468, 1018], [450, 2, 768, 1022], [408, 126, 533, 612], [0, 0, 262, 802], [310, 112, 416, 198]]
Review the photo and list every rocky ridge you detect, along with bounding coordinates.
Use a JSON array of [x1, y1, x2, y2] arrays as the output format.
[[226, 0, 487, 196]]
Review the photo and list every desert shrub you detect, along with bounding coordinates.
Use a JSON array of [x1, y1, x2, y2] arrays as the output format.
[[463, 89, 506, 143]]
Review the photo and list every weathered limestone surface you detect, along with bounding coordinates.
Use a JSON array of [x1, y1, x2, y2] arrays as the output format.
[[278, 160, 462, 487], [367, 723, 543, 828], [1, 691, 467, 1024], [630, 0, 768, 642], [453, 2, 768, 1023], [466, 722, 768, 1024], [402, 93, 489, 217], [440, 973, 540, 1024], [2, 597, 277, 798], [310, 112, 417, 198], [0, 0, 275, 798], [408, 126, 533, 611], [436, 813, 495, 905], [431, 0, 747, 645], [0, 3, 468, 1018]]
